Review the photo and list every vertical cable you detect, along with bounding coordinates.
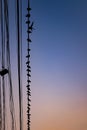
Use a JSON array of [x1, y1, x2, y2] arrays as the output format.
[[26, 0, 33, 129], [0, 0, 6, 130], [19, 1, 23, 128], [16, 0, 23, 130], [4, 0, 16, 130], [0, 77, 2, 130], [0, 1, 2, 129]]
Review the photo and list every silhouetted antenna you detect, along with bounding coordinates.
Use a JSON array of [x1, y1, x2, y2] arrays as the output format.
[[26, 0, 33, 129]]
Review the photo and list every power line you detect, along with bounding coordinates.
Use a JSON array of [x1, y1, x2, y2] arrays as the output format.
[[4, 0, 16, 129], [0, 1, 6, 130], [0, 1, 2, 129], [26, 0, 33, 129], [0, 77, 2, 130], [0, 0, 16, 130], [16, 0, 23, 130]]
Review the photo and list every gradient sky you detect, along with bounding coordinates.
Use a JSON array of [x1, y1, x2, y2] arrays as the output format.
[[30, 0, 87, 130], [3, 0, 87, 130]]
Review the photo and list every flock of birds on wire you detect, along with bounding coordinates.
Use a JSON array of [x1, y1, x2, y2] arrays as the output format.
[[0, 0, 33, 130]]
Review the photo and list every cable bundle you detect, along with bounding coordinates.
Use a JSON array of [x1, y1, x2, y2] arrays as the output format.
[[0, 0, 16, 130]]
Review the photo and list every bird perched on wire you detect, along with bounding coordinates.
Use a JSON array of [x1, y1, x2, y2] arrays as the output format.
[[29, 21, 34, 31]]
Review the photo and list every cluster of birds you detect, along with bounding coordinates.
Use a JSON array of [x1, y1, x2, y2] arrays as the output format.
[[26, 1, 34, 130]]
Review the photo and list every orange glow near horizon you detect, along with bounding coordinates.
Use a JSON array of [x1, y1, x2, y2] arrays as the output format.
[[29, 86, 87, 130]]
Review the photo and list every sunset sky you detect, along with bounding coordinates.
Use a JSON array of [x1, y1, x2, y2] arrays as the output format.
[[6, 0, 87, 130]]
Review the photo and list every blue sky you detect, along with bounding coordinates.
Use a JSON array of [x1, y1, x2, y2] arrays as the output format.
[[30, 0, 87, 93], [30, 1, 87, 130]]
